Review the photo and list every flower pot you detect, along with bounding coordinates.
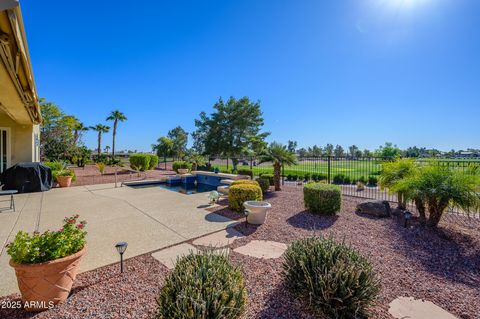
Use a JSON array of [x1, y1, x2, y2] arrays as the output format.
[[177, 168, 189, 174], [244, 201, 271, 225], [56, 176, 72, 187], [9, 246, 86, 311]]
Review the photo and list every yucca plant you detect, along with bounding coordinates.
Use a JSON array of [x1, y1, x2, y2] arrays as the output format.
[[157, 250, 247, 319], [283, 236, 380, 319], [395, 161, 480, 227]]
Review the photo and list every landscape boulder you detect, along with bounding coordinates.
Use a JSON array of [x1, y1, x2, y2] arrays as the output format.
[[356, 200, 391, 218]]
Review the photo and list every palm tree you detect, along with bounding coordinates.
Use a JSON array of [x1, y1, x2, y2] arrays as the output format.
[[399, 162, 480, 227], [90, 124, 110, 157], [259, 142, 297, 191], [73, 122, 89, 146], [106, 110, 127, 158]]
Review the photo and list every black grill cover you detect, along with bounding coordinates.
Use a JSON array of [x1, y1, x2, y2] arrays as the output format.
[[1, 162, 52, 193]]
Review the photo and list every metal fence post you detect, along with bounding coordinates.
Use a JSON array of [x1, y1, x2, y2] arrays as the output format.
[[282, 162, 285, 186], [327, 156, 331, 184]]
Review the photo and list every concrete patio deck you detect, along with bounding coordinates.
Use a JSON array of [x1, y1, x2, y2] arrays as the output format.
[[0, 183, 237, 297]]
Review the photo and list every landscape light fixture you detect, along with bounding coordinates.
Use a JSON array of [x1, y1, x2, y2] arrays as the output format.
[[404, 211, 412, 228], [115, 241, 128, 273]]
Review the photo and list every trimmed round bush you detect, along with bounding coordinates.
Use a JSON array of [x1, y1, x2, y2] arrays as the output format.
[[231, 179, 259, 187], [148, 154, 159, 170], [259, 173, 274, 186], [228, 184, 262, 212], [236, 168, 253, 179], [129, 154, 151, 171], [283, 236, 380, 319], [303, 183, 341, 215], [157, 250, 247, 319], [255, 177, 270, 193], [172, 160, 192, 173]]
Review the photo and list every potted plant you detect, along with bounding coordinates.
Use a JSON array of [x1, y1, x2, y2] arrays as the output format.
[[56, 169, 75, 187], [7, 215, 87, 311]]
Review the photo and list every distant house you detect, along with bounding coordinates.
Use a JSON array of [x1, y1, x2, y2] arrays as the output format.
[[456, 151, 478, 158], [0, 1, 41, 173]]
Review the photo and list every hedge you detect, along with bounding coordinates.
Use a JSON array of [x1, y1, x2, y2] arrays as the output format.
[[130, 154, 151, 171], [255, 177, 270, 193], [303, 183, 341, 215], [228, 184, 263, 212], [172, 161, 192, 173]]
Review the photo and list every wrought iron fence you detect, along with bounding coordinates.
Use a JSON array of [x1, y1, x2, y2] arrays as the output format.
[[205, 156, 480, 219]]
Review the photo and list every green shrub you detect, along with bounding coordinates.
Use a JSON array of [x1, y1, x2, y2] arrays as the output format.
[[157, 250, 247, 319], [304, 173, 311, 181], [317, 173, 328, 181], [368, 175, 378, 186], [343, 175, 352, 184], [57, 169, 77, 182], [303, 183, 341, 215], [298, 174, 304, 182], [231, 179, 260, 187], [311, 173, 319, 181], [43, 161, 64, 172], [255, 177, 270, 193], [130, 154, 151, 171], [283, 236, 380, 319], [333, 174, 345, 184], [291, 174, 298, 181], [236, 168, 253, 179], [148, 154, 159, 170], [7, 214, 87, 264], [228, 184, 263, 212], [172, 160, 192, 173], [286, 174, 293, 181], [259, 173, 274, 186], [357, 176, 367, 184]]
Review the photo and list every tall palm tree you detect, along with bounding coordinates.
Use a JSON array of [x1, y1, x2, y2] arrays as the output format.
[[106, 110, 127, 158], [73, 122, 89, 146], [90, 124, 110, 157], [259, 142, 297, 191]]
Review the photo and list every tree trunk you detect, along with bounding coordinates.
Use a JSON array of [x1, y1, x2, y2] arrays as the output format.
[[97, 132, 101, 157], [427, 200, 449, 227], [397, 192, 406, 210], [273, 162, 281, 191], [112, 121, 117, 158], [414, 198, 426, 226]]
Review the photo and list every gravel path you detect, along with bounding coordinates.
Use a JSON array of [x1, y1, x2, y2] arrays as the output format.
[[1, 187, 478, 318]]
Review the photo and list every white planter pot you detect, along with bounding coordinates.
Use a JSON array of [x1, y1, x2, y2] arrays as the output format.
[[244, 201, 271, 225], [177, 168, 189, 174]]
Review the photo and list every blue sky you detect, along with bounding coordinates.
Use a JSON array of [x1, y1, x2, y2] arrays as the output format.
[[22, 0, 479, 152]]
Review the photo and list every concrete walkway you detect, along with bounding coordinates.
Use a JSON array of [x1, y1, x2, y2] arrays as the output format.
[[0, 183, 237, 296]]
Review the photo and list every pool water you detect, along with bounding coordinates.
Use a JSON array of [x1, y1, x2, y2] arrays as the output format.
[[160, 183, 218, 195], [130, 182, 218, 195]]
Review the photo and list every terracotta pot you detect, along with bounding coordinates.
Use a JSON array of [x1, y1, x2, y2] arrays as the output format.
[[177, 168, 189, 174], [56, 176, 72, 187], [9, 246, 86, 311]]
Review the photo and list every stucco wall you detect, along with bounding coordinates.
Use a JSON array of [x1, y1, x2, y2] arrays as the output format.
[[0, 112, 38, 166]]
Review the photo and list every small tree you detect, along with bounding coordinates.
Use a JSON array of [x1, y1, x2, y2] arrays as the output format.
[[379, 158, 418, 210], [187, 152, 207, 171], [153, 137, 174, 163], [375, 142, 401, 160], [400, 162, 480, 227], [259, 142, 297, 191]]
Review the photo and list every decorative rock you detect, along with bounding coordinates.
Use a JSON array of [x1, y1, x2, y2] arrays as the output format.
[[356, 200, 391, 218], [233, 240, 287, 259], [389, 297, 458, 319]]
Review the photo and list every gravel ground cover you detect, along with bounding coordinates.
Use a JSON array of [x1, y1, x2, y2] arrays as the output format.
[[1, 187, 479, 318]]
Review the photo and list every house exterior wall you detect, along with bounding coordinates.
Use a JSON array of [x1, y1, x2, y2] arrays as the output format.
[[0, 112, 39, 165]]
